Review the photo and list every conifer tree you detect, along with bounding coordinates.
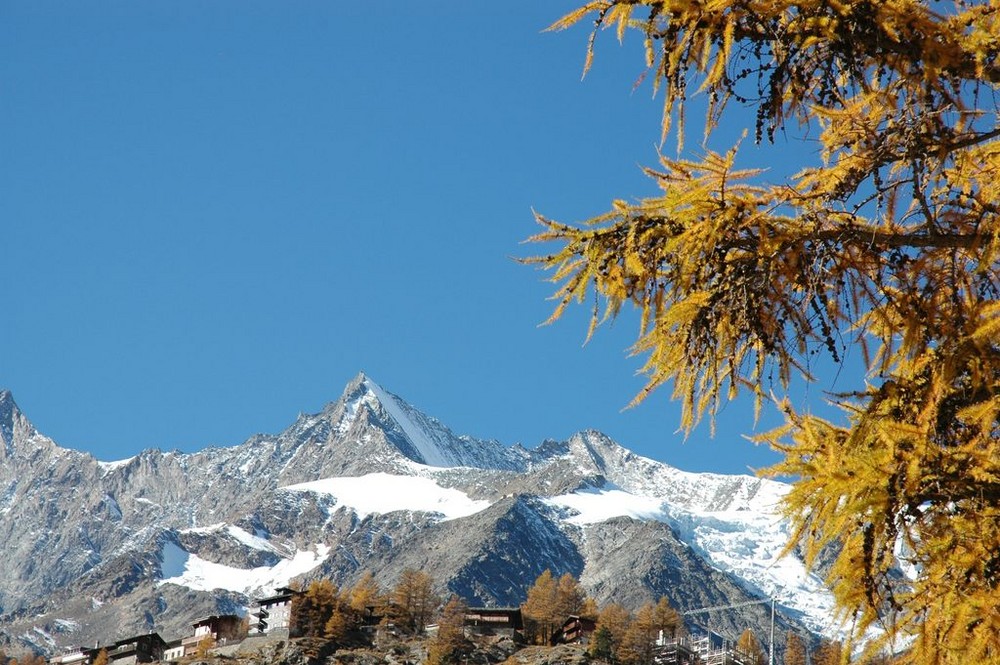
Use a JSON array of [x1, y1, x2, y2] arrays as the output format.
[[737, 629, 767, 665], [389, 568, 438, 634], [580, 596, 600, 621], [324, 605, 351, 643], [651, 597, 681, 641], [195, 635, 216, 658], [554, 572, 586, 620], [812, 640, 844, 665], [91, 649, 109, 665], [590, 625, 615, 663], [522, 569, 558, 644], [618, 603, 657, 665], [594, 602, 632, 658], [292, 578, 340, 638], [348, 570, 382, 622], [530, 3, 1000, 662], [784, 632, 807, 665], [427, 596, 468, 665]]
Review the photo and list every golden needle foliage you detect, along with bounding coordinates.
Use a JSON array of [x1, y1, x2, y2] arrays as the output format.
[[527, 1, 1000, 663]]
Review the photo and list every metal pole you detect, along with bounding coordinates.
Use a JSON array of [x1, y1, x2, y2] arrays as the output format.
[[768, 598, 775, 665]]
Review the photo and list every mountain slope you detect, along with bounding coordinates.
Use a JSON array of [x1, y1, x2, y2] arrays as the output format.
[[0, 375, 826, 657]]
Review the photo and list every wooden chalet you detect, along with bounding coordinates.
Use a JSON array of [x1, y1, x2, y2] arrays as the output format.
[[550, 615, 596, 645], [179, 614, 244, 655], [463, 607, 523, 637]]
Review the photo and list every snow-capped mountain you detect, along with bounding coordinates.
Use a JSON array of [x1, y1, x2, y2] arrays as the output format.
[[0, 375, 829, 656]]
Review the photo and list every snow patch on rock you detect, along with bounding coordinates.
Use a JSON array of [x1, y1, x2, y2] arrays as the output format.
[[283, 473, 490, 521], [158, 541, 330, 597]]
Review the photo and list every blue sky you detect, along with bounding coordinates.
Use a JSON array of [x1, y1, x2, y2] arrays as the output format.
[[1, 1, 845, 474]]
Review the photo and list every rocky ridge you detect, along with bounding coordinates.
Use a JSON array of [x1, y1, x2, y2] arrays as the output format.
[[0, 375, 825, 656]]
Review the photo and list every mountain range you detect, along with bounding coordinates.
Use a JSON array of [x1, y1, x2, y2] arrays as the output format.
[[0, 373, 835, 656]]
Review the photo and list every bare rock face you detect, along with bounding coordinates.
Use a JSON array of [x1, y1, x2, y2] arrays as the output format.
[[0, 375, 822, 657]]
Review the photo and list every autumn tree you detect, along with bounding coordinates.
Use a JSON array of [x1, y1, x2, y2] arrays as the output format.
[[291, 579, 341, 638], [580, 596, 600, 621], [522, 569, 588, 644], [554, 571, 587, 619], [618, 602, 658, 665], [651, 597, 682, 641], [427, 595, 469, 665], [737, 628, 767, 665], [388, 568, 438, 634], [324, 602, 352, 643], [522, 569, 558, 644], [347, 570, 383, 622], [91, 649, 109, 665], [530, 2, 1000, 663], [784, 632, 807, 665], [813, 639, 844, 665], [195, 635, 216, 659], [591, 603, 632, 663]]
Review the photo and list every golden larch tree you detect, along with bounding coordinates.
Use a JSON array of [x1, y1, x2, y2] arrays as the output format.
[[592, 602, 632, 662], [389, 568, 438, 634], [784, 631, 807, 665], [737, 628, 767, 665], [522, 569, 559, 644], [427, 595, 469, 665], [618, 602, 658, 665], [529, 2, 1000, 663]]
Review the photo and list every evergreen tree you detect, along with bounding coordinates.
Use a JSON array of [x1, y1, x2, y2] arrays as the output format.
[[529, 2, 1000, 662], [594, 602, 632, 660], [590, 625, 615, 663]]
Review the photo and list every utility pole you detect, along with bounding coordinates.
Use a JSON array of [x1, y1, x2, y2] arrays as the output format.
[[769, 598, 775, 665]]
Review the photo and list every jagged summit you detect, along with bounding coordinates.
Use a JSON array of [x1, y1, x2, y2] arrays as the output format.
[[0, 388, 38, 456], [326, 372, 527, 471], [0, 389, 18, 453]]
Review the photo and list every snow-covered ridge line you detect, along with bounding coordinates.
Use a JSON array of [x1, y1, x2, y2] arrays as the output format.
[[363, 378, 452, 467], [97, 457, 135, 472]]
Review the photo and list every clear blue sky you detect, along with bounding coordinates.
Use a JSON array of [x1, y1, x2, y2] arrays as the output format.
[[1, 1, 846, 474]]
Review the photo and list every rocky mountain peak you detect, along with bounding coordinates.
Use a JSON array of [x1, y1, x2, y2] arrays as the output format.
[[0, 388, 35, 456]]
